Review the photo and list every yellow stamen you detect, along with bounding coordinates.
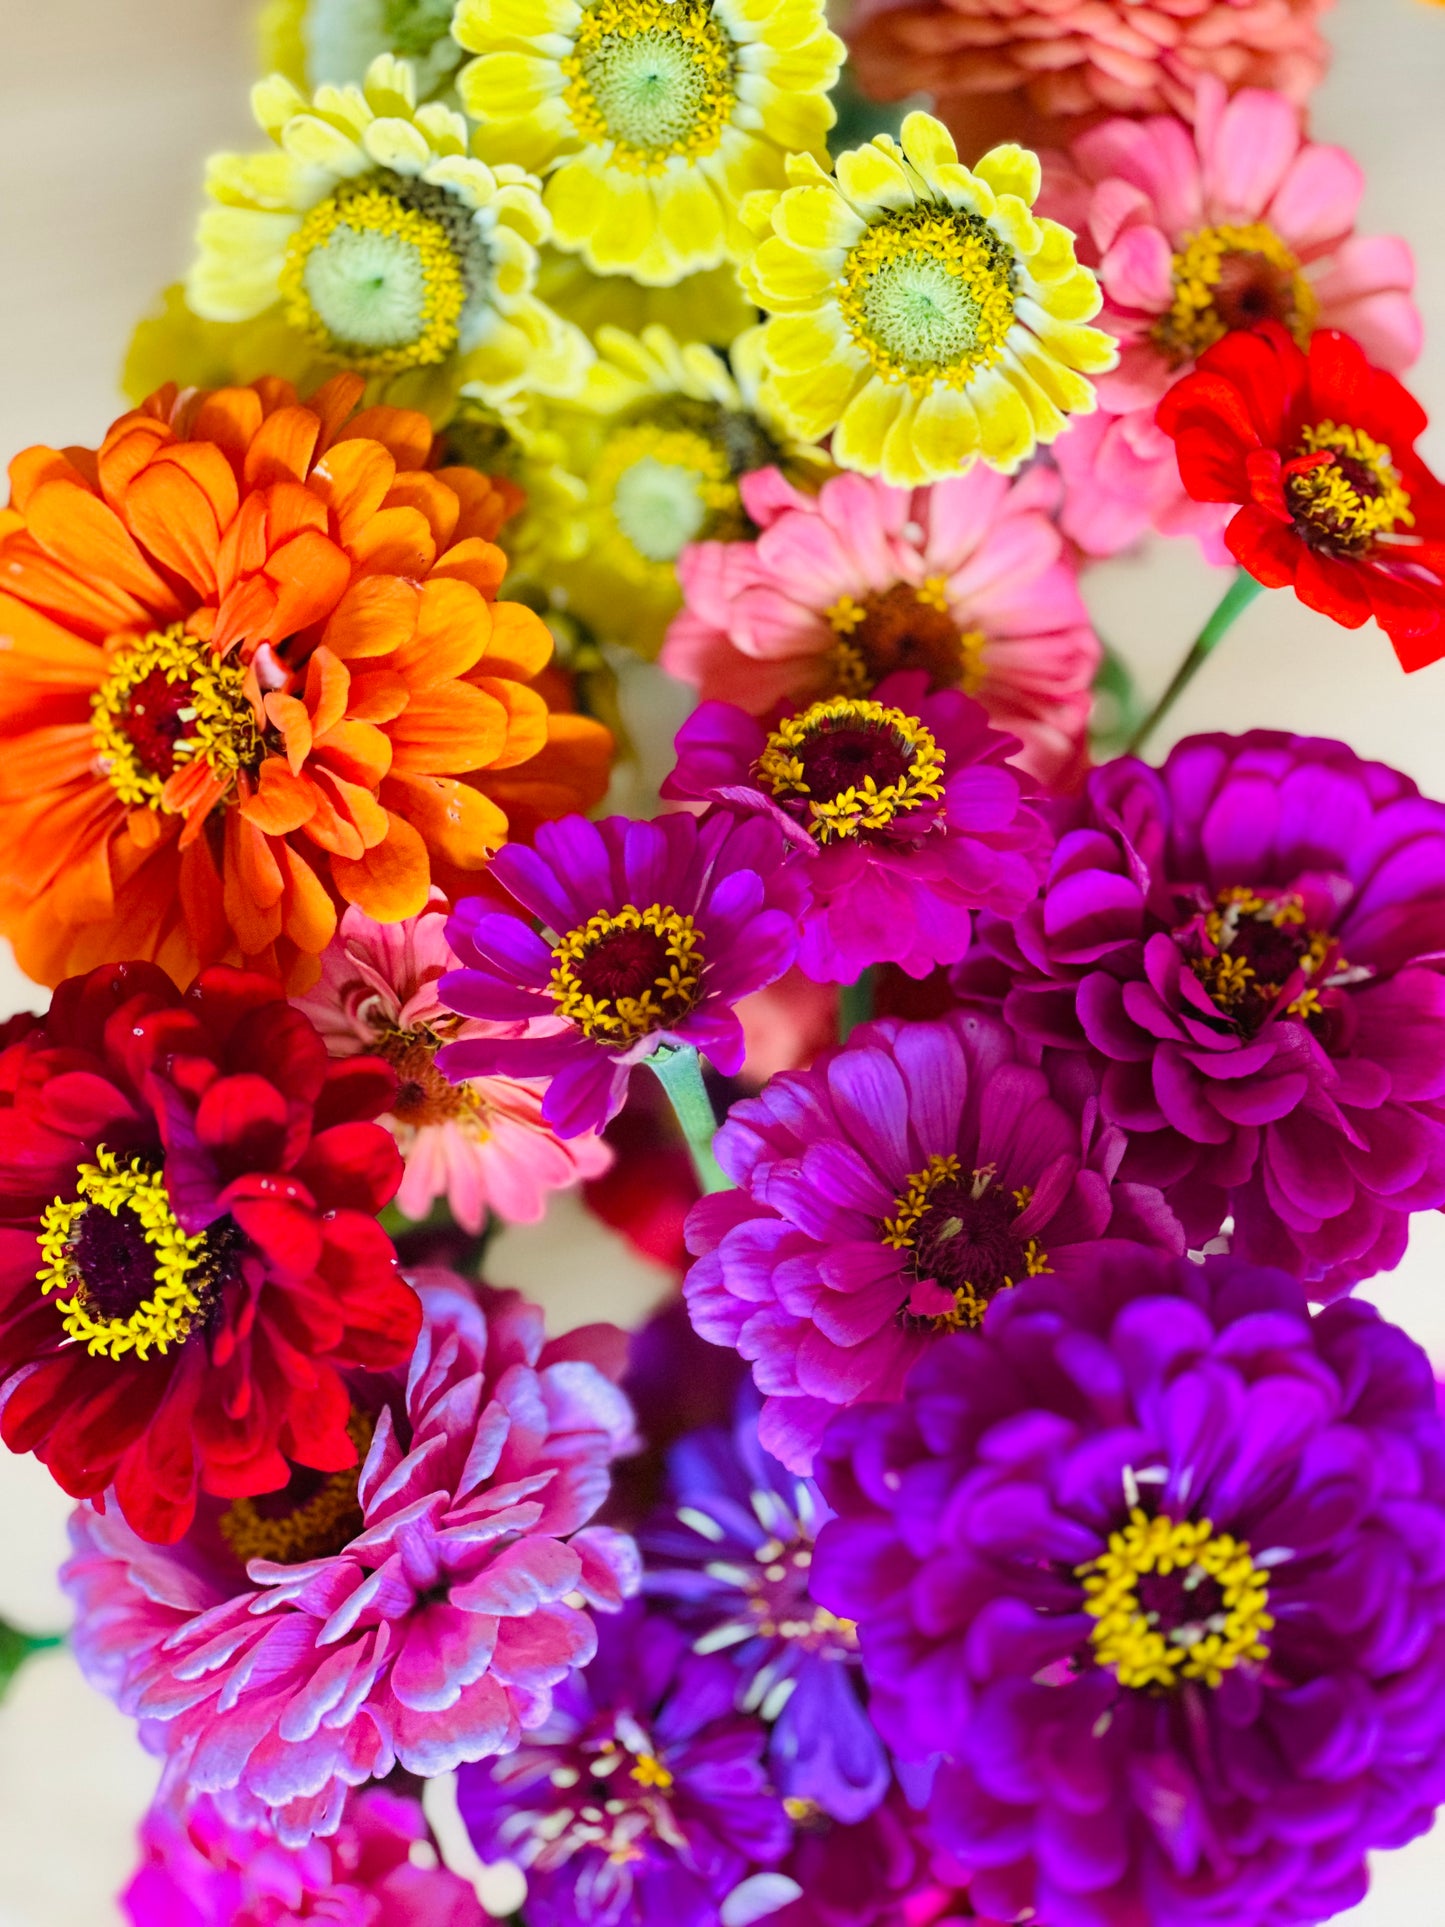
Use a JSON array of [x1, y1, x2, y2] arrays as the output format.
[[1153, 222, 1317, 366], [628, 1752, 675, 1790], [838, 206, 1017, 394], [881, 1155, 1049, 1331], [1287, 421, 1414, 552], [219, 1410, 376, 1566], [549, 903, 704, 1048], [754, 696, 946, 843], [562, 0, 736, 175], [92, 624, 259, 813]]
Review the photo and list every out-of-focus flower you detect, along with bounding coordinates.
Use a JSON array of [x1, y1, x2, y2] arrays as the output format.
[[1042, 79, 1420, 559], [456, 1599, 791, 1927], [294, 895, 611, 1232], [535, 249, 758, 351], [685, 1010, 1182, 1472], [662, 464, 1098, 787], [453, 0, 843, 286], [664, 671, 1048, 982], [64, 1278, 639, 1845], [643, 1388, 888, 1824], [260, 0, 466, 98], [966, 732, 1445, 1294], [124, 1784, 485, 1927], [0, 962, 415, 1545], [0, 372, 610, 990], [439, 811, 804, 1138], [764, 1793, 943, 1927], [1158, 325, 1445, 668], [812, 1247, 1445, 1927], [742, 113, 1114, 485]]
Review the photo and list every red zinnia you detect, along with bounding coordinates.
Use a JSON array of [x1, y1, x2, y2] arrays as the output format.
[[0, 961, 418, 1543], [1157, 323, 1445, 670]]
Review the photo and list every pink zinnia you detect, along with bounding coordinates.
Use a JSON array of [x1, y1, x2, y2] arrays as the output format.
[[1042, 79, 1421, 557], [661, 467, 1098, 789], [64, 1276, 639, 1847], [294, 898, 611, 1232]]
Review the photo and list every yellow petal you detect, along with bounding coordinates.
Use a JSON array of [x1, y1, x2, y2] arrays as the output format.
[[968, 367, 1035, 472], [1016, 298, 1118, 375], [654, 168, 728, 265], [281, 112, 368, 174], [749, 236, 836, 307], [361, 116, 434, 174], [879, 390, 927, 487], [1007, 330, 1101, 419], [911, 384, 981, 478], [772, 183, 864, 254], [973, 144, 1042, 209], [833, 141, 913, 217], [453, 0, 578, 51], [460, 50, 563, 120], [833, 375, 905, 474], [899, 111, 958, 175]]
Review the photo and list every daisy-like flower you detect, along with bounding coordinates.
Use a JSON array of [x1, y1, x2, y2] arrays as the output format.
[[536, 248, 759, 350], [663, 670, 1049, 982], [453, 0, 844, 287], [661, 464, 1099, 787], [742, 113, 1116, 485], [190, 56, 588, 415], [0, 373, 611, 990], [812, 1249, 1445, 1927], [294, 895, 612, 1232], [438, 811, 805, 1138], [261, 0, 466, 99], [64, 1278, 640, 1846], [684, 1010, 1181, 1472], [0, 962, 418, 1545]]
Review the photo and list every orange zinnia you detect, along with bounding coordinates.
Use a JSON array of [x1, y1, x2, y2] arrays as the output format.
[[0, 374, 611, 989]]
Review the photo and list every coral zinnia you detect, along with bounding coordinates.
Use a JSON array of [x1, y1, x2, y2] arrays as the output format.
[[0, 961, 417, 1544], [1158, 324, 1445, 669], [0, 372, 610, 990]]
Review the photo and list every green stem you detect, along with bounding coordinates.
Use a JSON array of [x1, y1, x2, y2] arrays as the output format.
[[838, 968, 876, 1043], [649, 1045, 730, 1195], [1125, 570, 1266, 757], [0, 1621, 63, 1705]]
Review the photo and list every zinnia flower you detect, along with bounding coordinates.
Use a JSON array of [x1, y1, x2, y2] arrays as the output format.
[[456, 1600, 792, 1927], [742, 113, 1115, 485], [660, 464, 1099, 787], [63, 1276, 640, 1845], [1157, 324, 1445, 668], [293, 895, 611, 1232], [683, 1010, 1183, 1472], [453, 0, 844, 287], [260, 0, 466, 98], [966, 732, 1445, 1294], [1042, 77, 1420, 559], [437, 811, 805, 1138], [0, 371, 611, 990], [662, 670, 1049, 982], [811, 1247, 1445, 1927], [642, 1387, 888, 1825], [0, 962, 417, 1544]]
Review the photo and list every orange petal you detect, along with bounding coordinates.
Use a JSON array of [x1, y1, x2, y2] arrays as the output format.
[[188, 387, 266, 469], [430, 536, 507, 599], [470, 677, 548, 771], [308, 375, 368, 450], [224, 812, 285, 953], [212, 575, 279, 660], [97, 418, 175, 512], [312, 718, 392, 789], [0, 592, 107, 684], [169, 763, 229, 843], [243, 404, 322, 490], [382, 769, 507, 870], [0, 532, 153, 639], [0, 725, 97, 801], [277, 841, 337, 955], [259, 530, 352, 643], [216, 492, 271, 595], [335, 405, 432, 471], [123, 444, 239, 598], [178, 830, 230, 973], [10, 445, 99, 510], [330, 809, 430, 920], [239, 757, 318, 836], [296, 771, 366, 860], [263, 481, 330, 548], [390, 577, 490, 690], [264, 692, 314, 774], [346, 507, 436, 580], [25, 480, 181, 618], [312, 766, 389, 850], [434, 465, 521, 544], [382, 471, 459, 553], [480, 599, 553, 681], [387, 682, 508, 775], [303, 646, 351, 741], [345, 668, 410, 724], [308, 438, 398, 548], [321, 574, 417, 662]]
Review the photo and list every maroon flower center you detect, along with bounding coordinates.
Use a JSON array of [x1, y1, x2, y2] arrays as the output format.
[[884, 1159, 1050, 1331], [1282, 421, 1413, 556], [755, 697, 947, 845], [1151, 223, 1316, 367], [1134, 1565, 1228, 1643], [69, 1203, 171, 1325], [826, 581, 984, 697], [549, 906, 704, 1048], [1176, 885, 1355, 1041], [119, 670, 199, 780]]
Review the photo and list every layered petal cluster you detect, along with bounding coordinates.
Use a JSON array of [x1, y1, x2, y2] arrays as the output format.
[[294, 895, 611, 1233], [439, 812, 805, 1137], [0, 372, 610, 989], [260, 0, 467, 99], [664, 670, 1049, 982], [966, 732, 1445, 1293], [662, 464, 1099, 787], [812, 1249, 1445, 1927], [684, 1011, 1182, 1472], [63, 1278, 639, 1845], [0, 961, 416, 1543], [1042, 80, 1420, 558]]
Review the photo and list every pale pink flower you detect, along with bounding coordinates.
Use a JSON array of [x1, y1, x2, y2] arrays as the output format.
[[660, 466, 1098, 789], [294, 897, 610, 1233]]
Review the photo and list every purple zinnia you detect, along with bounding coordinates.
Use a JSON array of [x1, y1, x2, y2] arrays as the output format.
[[812, 1245, 1445, 1927], [683, 1011, 1183, 1472], [964, 732, 1445, 1293], [641, 1387, 888, 1826], [438, 812, 804, 1137], [662, 671, 1048, 982], [455, 1600, 792, 1927]]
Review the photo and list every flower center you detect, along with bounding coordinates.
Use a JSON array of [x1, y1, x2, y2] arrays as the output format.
[[882, 1155, 1049, 1331], [219, 1410, 374, 1566], [595, 414, 755, 570], [825, 579, 984, 697], [739, 1534, 857, 1660], [549, 904, 704, 1048], [1283, 420, 1415, 555], [563, 0, 736, 174], [1077, 1508, 1274, 1691], [1177, 885, 1359, 1040], [280, 173, 487, 372], [525, 1723, 681, 1871], [839, 207, 1017, 393], [37, 1149, 243, 1362], [381, 0, 457, 58], [372, 1025, 484, 1131], [1152, 223, 1318, 368], [754, 696, 946, 844], [93, 624, 260, 815]]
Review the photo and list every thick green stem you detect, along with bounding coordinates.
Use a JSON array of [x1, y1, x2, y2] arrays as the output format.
[[649, 1045, 730, 1195], [0, 1621, 63, 1705], [838, 968, 876, 1043], [1125, 570, 1266, 757]]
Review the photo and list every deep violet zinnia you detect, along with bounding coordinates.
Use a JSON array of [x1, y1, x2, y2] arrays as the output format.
[[811, 1245, 1445, 1927], [962, 731, 1445, 1294]]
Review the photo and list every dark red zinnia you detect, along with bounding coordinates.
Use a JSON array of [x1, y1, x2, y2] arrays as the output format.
[[0, 960, 418, 1544], [1157, 322, 1445, 670]]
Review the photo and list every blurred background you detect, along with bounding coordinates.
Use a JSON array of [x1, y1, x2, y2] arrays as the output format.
[[0, 1, 1443, 1920]]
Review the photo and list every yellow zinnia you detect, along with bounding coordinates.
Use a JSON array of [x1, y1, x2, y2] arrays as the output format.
[[259, 0, 465, 97], [744, 111, 1117, 484], [536, 247, 757, 349], [452, 0, 844, 287]]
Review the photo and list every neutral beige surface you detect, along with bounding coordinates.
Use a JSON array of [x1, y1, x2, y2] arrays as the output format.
[[2, 1, 1445, 1921]]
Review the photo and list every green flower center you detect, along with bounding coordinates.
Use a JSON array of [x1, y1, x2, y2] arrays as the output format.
[[612, 453, 710, 560], [382, 0, 457, 58], [563, 0, 736, 175], [594, 415, 748, 574], [840, 208, 1017, 393]]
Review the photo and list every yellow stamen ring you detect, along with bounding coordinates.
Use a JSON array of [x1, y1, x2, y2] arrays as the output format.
[[1153, 222, 1317, 367], [563, 0, 737, 175], [838, 207, 1018, 394], [754, 697, 946, 843], [549, 903, 704, 1049], [1287, 420, 1414, 552], [93, 624, 259, 814]]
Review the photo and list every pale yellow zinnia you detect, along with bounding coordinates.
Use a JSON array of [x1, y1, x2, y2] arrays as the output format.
[[260, 0, 466, 96], [744, 111, 1117, 485]]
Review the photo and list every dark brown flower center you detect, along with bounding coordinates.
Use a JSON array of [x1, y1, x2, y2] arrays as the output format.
[[826, 581, 983, 697], [883, 1157, 1049, 1331], [1176, 885, 1357, 1041], [374, 1027, 479, 1128]]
